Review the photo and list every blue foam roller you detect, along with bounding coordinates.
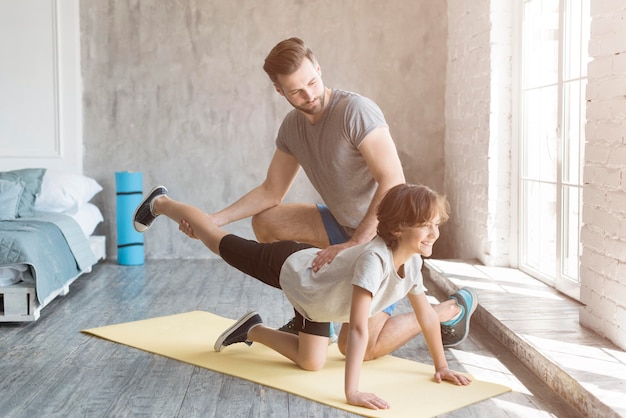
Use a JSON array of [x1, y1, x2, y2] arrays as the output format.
[[115, 171, 144, 265]]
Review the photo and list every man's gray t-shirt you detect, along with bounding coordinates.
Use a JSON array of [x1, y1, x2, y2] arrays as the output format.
[[278, 237, 425, 323], [275, 89, 388, 232]]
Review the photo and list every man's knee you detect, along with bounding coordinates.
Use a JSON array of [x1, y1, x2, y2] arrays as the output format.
[[251, 211, 275, 243], [337, 317, 389, 361]]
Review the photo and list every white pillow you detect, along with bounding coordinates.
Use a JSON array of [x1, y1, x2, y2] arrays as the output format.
[[34, 170, 102, 214], [67, 202, 104, 237]]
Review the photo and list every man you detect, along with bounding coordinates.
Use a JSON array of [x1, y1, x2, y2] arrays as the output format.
[[181, 37, 470, 358]]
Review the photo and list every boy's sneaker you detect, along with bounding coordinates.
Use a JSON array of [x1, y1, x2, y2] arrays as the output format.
[[441, 287, 478, 348], [278, 317, 298, 335], [278, 316, 337, 345], [214, 311, 263, 352], [133, 186, 168, 232]]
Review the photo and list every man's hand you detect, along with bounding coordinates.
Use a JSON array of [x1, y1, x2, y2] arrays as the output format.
[[434, 367, 472, 386], [312, 241, 355, 272], [346, 390, 390, 410], [178, 219, 198, 239]]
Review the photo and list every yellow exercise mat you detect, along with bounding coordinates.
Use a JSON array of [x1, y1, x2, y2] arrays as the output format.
[[82, 311, 510, 417]]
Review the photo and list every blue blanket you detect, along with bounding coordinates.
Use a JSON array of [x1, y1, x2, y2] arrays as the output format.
[[0, 212, 97, 305]]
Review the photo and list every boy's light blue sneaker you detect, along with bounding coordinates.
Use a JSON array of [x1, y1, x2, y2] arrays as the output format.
[[440, 287, 478, 348]]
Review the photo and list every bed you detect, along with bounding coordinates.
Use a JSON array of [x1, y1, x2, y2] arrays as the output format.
[[0, 168, 106, 322]]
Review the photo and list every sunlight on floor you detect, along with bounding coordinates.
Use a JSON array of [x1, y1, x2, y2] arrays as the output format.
[[448, 348, 530, 395]]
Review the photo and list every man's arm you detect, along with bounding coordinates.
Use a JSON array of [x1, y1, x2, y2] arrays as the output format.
[[210, 149, 301, 227], [351, 126, 405, 244]]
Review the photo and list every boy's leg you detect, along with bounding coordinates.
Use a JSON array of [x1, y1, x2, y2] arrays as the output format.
[[249, 325, 329, 371], [216, 310, 330, 371], [218, 235, 313, 289], [134, 186, 228, 255], [266, 205, 347, 342]]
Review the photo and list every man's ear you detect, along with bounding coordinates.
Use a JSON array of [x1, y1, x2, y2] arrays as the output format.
[[273, 83, 284, 96]]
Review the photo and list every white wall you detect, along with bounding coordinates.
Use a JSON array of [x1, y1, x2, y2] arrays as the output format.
[[444, 0, 626, 350], [580, 0, 626, 349], [443, 0, 513, 265], [0, 0, 82, 174]]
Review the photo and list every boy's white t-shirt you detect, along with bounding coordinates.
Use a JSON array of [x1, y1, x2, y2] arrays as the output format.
[[279, 237, 425, 323]]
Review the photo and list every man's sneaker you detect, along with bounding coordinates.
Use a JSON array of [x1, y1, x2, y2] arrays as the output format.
[[329, 323, 338, 344], [441, 287, 478, 348], [214, 311, 263, 352], [133, 186, 168, 232]]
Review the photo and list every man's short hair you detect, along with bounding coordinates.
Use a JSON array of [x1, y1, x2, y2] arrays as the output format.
[[263, 37, 317, 84]]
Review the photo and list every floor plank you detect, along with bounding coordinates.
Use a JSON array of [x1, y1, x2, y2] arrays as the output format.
[[0, 259, 582, 417]]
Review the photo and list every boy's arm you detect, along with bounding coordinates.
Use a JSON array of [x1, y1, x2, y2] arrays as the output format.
[[408, 292, 448, 369], [408, 292, 472, 385], [344, 286, 390, 410]]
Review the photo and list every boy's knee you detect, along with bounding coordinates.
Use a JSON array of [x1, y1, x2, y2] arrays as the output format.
[[298, 357, 326, 371]]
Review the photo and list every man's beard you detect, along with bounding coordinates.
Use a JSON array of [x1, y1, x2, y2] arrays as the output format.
[[287, 89, 326, 115]]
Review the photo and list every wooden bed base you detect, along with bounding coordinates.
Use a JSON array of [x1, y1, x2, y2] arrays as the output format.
[[0, 236, 106, 322]]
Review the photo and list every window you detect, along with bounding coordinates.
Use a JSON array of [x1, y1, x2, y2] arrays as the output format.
[[518, 0, 590, 300]]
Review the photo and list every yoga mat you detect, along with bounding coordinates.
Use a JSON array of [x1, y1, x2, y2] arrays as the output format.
[[115, 171, 144, 265], [82, 311, 511, 418]]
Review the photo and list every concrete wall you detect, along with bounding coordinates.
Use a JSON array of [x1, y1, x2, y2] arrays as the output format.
[[80, 0, 448, 259], [79, 0, 626, 349], [580, 1, 626, 349]]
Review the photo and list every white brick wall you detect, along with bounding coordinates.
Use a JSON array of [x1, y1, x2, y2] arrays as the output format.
[[580, 1, 626, 349], [445, 0, 625, 349], [444, 0, 512, 266]]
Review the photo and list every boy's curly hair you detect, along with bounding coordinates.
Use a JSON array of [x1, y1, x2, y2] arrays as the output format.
[[377, 184, 450, 250]]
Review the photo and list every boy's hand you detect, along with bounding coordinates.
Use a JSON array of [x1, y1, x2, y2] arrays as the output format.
[[434, 367, 472, 386], [346, 391, 391, 410]]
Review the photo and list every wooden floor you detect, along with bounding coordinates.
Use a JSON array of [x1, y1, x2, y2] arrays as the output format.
[[425, 259, 626, 418], [0, 259, 583, 418]]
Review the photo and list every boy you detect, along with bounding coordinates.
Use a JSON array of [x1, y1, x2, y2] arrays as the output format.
[[134, 183, 475, 410]]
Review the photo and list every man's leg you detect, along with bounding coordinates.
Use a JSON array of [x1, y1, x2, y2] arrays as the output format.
[[337, 299, 461, 361], [252, 203, 331, 248]]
